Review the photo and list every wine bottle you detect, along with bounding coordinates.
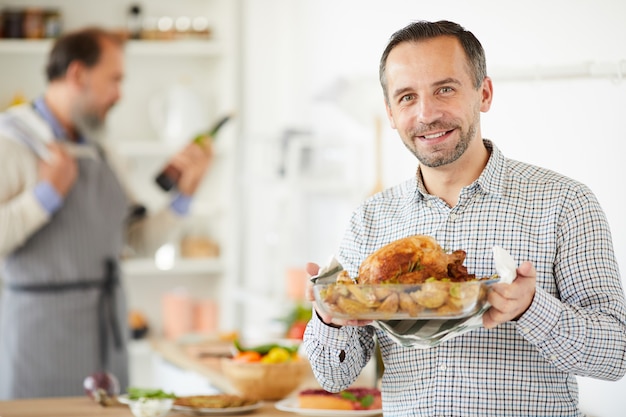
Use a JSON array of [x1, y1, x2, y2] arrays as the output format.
[[155, 114, 232, 191]]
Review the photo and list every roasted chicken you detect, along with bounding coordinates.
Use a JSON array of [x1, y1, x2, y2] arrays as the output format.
[[357, 235, 474, 284]]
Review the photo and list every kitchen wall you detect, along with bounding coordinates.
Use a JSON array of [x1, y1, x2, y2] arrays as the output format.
[[239, 1, 626, 416]]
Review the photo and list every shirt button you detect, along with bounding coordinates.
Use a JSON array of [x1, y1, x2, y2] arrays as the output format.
[[550, 355, 557, 361], [449, 213, 458, 221], [426, 201, 433, 208], [439, 364, 447, 371], [521, 327, 530, 334]]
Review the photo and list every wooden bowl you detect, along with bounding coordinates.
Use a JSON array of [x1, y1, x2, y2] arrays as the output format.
[[220, 358, 311, 401]]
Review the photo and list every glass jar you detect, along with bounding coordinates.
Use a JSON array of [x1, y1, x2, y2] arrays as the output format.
[[2, 8, 24, 39], [43, 9, 62, 38], [127, 4, 142, 40], [23, 7, 44, 39]]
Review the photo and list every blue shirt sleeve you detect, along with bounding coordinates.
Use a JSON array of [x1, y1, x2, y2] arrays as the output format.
[[170, 193, 192, 216], [33, 181, 63, 214]]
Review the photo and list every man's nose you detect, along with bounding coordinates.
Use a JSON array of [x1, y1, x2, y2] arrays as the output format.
[[415, 95, 443, 125]]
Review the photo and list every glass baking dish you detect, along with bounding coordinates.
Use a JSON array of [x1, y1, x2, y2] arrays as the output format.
[[313, 278, 499, 321]]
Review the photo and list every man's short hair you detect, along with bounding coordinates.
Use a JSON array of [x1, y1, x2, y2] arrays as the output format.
[[45, 27, 124, 82], [379, 20, 487, 103]]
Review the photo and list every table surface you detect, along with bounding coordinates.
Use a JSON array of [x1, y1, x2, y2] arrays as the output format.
[[0, 396, 292, 417]]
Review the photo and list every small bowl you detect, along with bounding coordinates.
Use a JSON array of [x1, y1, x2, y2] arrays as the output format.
[[221, 357, 310, 401], [127, 397, 174, 417]]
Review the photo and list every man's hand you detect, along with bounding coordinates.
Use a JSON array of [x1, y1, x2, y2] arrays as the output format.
[[38, 143, 77, 197], [169, 141, 213, 196], [483, 261, 536, 329], [305, 262, 372, 328]]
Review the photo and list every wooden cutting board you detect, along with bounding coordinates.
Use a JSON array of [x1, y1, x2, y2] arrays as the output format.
[[0, 396, 292, 416]]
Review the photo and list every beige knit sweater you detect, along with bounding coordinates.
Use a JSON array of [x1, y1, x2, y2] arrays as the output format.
[[0, 104, 182, 260]]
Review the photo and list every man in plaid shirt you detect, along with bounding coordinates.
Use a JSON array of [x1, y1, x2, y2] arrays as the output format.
[[303, 20, 626, 416]]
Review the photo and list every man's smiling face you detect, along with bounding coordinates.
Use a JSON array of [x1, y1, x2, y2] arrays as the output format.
[[384, 35, 490, 168]]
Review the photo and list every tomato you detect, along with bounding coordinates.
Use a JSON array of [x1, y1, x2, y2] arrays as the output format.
[[287, 321, 308, 340], [233, 350, 262, 362]]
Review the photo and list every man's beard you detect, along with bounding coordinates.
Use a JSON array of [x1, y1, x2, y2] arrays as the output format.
[[71, 102, 106, 145], [404, 122, 475, 168], [403, 104, 480, 168]]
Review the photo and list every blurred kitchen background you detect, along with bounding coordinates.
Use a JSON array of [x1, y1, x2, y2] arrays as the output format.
[[0, 0, 625, 415]]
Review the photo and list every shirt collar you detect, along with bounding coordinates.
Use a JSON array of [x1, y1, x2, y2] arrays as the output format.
[[475, 139, 506, 198], [32, 96, 86, 144], [413, 138, 507, 201]]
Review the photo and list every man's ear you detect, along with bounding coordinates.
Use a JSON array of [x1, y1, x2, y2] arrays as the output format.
[[65, 61, 87, 88], [480, 76, 493, 113]]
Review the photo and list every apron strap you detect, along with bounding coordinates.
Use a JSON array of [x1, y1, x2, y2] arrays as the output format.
[[98, 258, 122, 370], [6, 258, 123, 371]]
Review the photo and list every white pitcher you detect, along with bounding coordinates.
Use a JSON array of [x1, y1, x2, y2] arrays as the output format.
[[149, 82, 210, 147]]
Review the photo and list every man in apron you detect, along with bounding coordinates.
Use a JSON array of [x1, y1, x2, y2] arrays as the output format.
[[0, 27, 213, 399]]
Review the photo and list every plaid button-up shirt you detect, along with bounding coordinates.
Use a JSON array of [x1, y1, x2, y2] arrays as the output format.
[[304, 140, 626, 417]]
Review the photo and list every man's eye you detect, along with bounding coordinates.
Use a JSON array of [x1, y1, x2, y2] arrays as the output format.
[[439, 87, 453, 94], [400, 94, 414, 103]]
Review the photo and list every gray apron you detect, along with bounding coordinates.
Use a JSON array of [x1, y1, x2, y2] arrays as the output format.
[[0, 146, 130, 399]]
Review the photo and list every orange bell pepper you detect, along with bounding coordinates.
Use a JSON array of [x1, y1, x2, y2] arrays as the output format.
[[233, 350, 262, 362]]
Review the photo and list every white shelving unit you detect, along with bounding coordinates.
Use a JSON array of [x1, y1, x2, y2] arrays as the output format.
[[122, 258, 223, 276], [0, 38, 53, 53], [0, 0, 242, 336], [0, 38, 223, 56]]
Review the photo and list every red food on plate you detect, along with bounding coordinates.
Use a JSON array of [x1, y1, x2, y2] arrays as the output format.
[[298, 387, 382, 410]]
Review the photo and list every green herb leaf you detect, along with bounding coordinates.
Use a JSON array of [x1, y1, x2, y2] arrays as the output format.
[[407, 260, 422, 272], [340, 391, 358, 401], [233, 339, 299, 355], [359, 394, 374, 408], [127, 387, 176, 400]]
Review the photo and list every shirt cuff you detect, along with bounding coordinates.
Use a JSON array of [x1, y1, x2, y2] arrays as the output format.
[[310, 308, 358, 351], [515, 285, 561, 344], [33, 181, 62, 215], [170, 193, 192, 216]]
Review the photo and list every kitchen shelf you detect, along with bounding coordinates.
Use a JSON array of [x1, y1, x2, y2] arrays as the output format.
[[0, 39, 223, 57], [0, 39, 52, 54], [122, 257, 223, 276], [112, 140, 228, 158], [113, 140, 178, 157], [126, 39, 223, 57]]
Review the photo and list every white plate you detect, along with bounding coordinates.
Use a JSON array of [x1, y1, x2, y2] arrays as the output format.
[[275, 397, 383, 416], [117, 394, 131, 405], [119, 395, 261, 415], [116, 394, 174, 405], [172, 401, 263, 415]]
